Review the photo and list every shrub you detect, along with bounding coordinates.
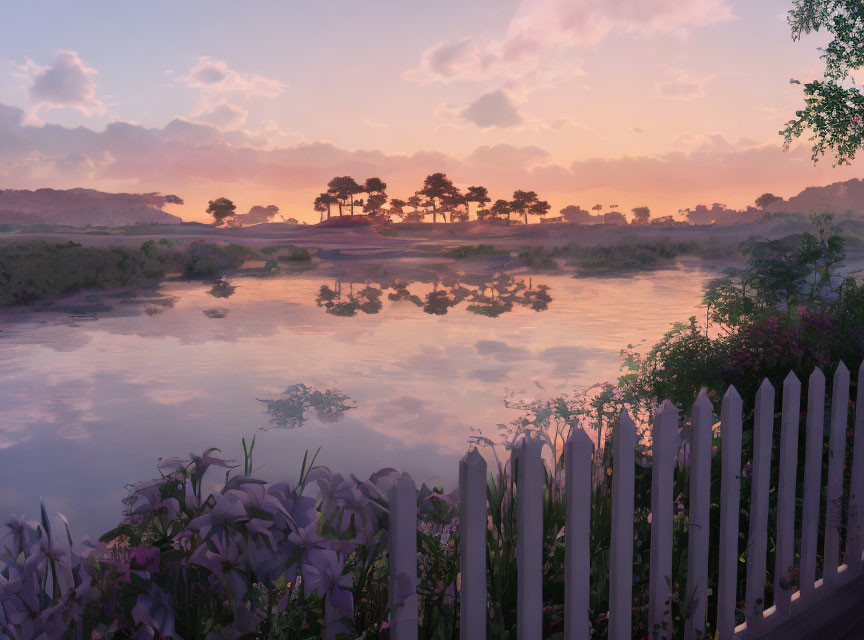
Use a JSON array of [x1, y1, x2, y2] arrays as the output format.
[[0, 241, 176, 305], [444, 244, 502, 259]]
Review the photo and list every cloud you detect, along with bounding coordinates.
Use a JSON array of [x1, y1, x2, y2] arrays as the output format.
[[19, 50, 105, 116], [408, 0, 735, 85], [474, 340, 532, 362], [190, 102, 248, 131], [404, 38, 482, 83], [180, 56, 286, 98], [0, 101, 860, 221], [465, 143, 550, 168], [459, 90, 523, 128]]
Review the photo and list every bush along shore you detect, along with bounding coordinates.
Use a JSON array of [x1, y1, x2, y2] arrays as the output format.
[[0, 240, 313, 306], [2, 216, 864, 639]]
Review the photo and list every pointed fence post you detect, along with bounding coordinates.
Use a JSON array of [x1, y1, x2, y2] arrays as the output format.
[[460, 448, 487, 640], [565, 429, 593, 640], [774, 372, 801, 618], [649, 400, 678, 640], [824, 362, 850, 590], [684, 390, 713, 640], [847, 361, 864, 576], [716, 386, 743, 640], [389, 473, 418, 640], [800, 368, 826, 605], [516, 435, 544, 640], [745, 379, 774, 634], [609, 411, 636, 640]]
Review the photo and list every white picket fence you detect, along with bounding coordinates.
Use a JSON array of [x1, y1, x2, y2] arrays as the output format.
[[329, 361, 864, 640]]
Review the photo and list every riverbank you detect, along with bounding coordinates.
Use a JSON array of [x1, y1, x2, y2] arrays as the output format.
[[2, 216, 862, 307]]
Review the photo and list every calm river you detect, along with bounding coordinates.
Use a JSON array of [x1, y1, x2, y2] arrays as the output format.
[[0, 259, 713, 537]]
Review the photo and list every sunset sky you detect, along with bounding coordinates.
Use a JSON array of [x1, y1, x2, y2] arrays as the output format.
[[1, 0, 861, 222]]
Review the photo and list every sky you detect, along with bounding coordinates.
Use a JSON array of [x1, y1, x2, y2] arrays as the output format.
[[0, 0, 862, 223]]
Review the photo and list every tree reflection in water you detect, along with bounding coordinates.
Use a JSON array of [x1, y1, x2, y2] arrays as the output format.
[[208, 278, 237, 299], [258, 383, 356, 429], [314, 274, 551, 317]]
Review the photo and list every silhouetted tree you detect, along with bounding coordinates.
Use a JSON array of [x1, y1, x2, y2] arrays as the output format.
[[631, 206, 651, 225], [420, 173, 458, 223], [403, 194, 425, 222], [490, 199, 512, 222], [327, 176, 362, 216], [465, 185, 491, 219], [314, 193, 337, 220], [442, 189, 467, 222], [755, 193, 782, 209], [206, 197, 236, 226], [389, 198, 407, 219], [363, 193, 388, 215], [511, 190, 548, 224], [603, 211, 627, 225]]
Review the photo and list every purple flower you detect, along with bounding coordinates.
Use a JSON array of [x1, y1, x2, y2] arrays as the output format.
[[190, 536, 248, 599], [302, 548, 353, 617], [131, 585, 176, 638]]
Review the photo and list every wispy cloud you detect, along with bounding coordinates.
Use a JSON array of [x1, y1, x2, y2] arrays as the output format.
[[407, 0, 735, 86]]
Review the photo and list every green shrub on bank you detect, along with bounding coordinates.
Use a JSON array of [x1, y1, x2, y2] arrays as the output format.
[[444, 244, 502, 259], [261, 244, 313, 262], [518, 245, 557, 269], [567, 239, 701, 275], [0, 240, 261, 305], [0, 241, 174, 305]]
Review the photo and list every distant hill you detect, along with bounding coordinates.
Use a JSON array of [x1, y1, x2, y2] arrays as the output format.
[[768, 178, 864, 216], [0, 188, 183, 226]]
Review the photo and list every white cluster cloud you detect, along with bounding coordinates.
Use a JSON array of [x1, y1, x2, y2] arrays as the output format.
[[18, 50, 105, 117], [180, 56, 286, 98]]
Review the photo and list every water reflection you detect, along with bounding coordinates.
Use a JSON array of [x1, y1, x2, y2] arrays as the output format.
[[315, 274, 552, 317], [208, 278, 237, 299], [202, 307, 229, 319], [258, 383, 356, 429], [0, 265, 715, 538]]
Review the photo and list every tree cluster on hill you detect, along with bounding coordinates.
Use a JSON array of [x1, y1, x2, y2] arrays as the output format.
[[205, 199, 291, 227], [310, 172, 549, 225], [0, 188, 183, 226]]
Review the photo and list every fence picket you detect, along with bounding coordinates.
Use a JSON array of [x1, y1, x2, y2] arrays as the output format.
[[609, 411, 636, 640], [649, 400, 678, 640], [565, 429, 593, 640], [460, 448, 487, 640], [824, 362, 850, 590], [847, 360, 864, 575], [516, 435, 544, 640], [774, 372, 801, 618], [684, 390, 713, 640], [389, 473, 418, 640], [744, 378, 775, 633], [800, 368, 826, 605], [716, 386, 743, 640]]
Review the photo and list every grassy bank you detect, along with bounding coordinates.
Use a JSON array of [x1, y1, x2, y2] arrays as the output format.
[[0, 240, 270, 306]]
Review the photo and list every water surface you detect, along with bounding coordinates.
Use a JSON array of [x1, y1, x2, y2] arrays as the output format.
[[0, 260, 712, 537]]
